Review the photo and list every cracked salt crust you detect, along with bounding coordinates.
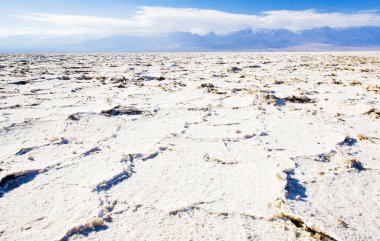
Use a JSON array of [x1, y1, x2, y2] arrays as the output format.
[[0, 53, 379, 241]]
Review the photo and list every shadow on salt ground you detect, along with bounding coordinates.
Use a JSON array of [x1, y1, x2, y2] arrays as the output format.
[[60, 225, 108, 241], [285, 170, 307, 201], [339, 136, 357, 147], [94, 171, 135, 192], [0, 171, 39, 198]]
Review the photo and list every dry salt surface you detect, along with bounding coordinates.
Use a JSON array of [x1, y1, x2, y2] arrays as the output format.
[[0, 53, 379, 241]]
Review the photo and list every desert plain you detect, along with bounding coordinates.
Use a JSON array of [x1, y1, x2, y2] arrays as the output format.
[[0, 53, 379, 241]]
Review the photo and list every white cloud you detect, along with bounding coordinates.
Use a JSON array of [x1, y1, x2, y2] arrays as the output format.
[[131, 6, 258, 34], [14, 13, 132, 28], [259, 10, 380, 30], [3, 7, 380, 38]]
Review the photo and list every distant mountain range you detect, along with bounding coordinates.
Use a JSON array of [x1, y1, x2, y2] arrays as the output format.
[[1, 27, 380, 53]]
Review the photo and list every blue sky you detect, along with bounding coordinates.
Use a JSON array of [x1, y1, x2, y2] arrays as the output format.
[[1, 0, 380, 16], [0, 0, 380, 38], [1, 0, 380, 52]]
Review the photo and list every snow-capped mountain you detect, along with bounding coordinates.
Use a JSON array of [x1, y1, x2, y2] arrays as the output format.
[[1, 27, 380, 52]]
